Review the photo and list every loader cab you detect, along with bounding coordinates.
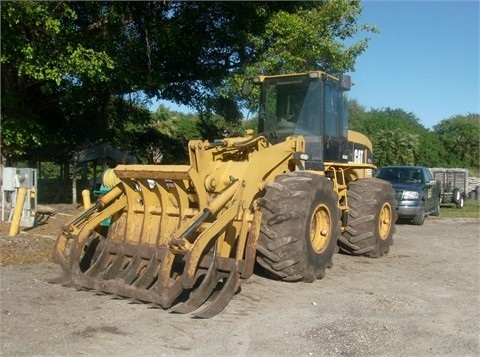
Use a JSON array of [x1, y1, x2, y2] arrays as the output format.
[[254, 71, 351, 168]]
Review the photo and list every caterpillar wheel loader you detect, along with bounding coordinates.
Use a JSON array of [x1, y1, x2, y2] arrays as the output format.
[[53, 71, 397, 318]]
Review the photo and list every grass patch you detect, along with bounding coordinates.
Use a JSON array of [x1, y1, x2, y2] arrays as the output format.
[[434, 198, 480, 219]]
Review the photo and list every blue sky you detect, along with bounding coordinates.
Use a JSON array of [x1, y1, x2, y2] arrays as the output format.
[[349, 0, 479, 129], [154, 1, 479, 130]]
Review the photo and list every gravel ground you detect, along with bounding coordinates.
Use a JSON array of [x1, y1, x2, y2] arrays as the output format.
[[1, 218, 479, 357]]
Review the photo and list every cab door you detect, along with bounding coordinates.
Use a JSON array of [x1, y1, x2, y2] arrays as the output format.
[[423, 169, 438, 212]]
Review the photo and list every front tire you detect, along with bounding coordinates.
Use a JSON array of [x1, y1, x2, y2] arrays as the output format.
[[338, 178, 397, 257], [412, 206, 425, 225], [256, 172, 341, 282]]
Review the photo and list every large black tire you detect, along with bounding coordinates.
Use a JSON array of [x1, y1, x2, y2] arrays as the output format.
[[338, 178, 397, 257], [256, 172, 341, 282]]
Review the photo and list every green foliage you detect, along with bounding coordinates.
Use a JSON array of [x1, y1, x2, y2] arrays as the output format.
[[347, 102, 472, 169], [355, 108, 422, 166], [431, 198, 480, 220], [373, 130, 419, 166], [433, 114, 480, 169], [242, 118, 259, 134], [249, 0, 377, 75], [1, 2, 113, 85], [2, 1, 375, 163], [37, 162, 61, 179], [136, 105, 237, 164], [1, 112, 43, 166], [226, 0, 378, 114], [347, 99, 368, 132], [1, 1, 118, 164], [415, 131, 444, 167]]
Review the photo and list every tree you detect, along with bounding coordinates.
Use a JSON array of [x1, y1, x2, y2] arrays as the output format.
[[348, 99, 368, 132], [1, 1, 115, 165], [374, 130, 419, 166], [224, 0, 378, 114], [414, 131, 444, 167], [348, 107, 448, 167], [359, 108, 421, 166], [144, 105, 236, 164], [1, 1, 377, 164], [433, 113, 480, 168]]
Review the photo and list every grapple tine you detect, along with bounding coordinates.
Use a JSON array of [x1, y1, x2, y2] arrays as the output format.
[[157, 279, 185, 308], [131, 258, 160, 288], [100, 255, 128, 280], [191, 263, 241, 319], [170, 254, 221, 314], [84, 253, 113, 278], [117, 256, 143, 284], [81, 240, 115, 277]]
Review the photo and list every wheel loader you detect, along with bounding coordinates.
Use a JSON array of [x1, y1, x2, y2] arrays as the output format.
[[53, 70, 397, 318]]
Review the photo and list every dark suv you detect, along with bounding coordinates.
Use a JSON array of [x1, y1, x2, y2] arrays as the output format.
[[374, 166, 441, 225]]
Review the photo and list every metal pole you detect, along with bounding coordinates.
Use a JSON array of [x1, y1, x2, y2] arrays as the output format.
[[82, 189, 91, 210], [9, 187, 27, 236]]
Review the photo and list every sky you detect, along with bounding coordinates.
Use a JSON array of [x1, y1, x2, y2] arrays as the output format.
[[348, 0, 479, 129], [154, 0, 479, 130]]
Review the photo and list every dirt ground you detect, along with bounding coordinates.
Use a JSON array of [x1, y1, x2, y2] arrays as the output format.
[[0, 205, 479, 357]]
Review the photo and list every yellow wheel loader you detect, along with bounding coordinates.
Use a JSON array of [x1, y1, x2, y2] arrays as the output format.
[[53, 71, 397, 318]]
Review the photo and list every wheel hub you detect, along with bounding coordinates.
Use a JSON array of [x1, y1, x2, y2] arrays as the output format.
[[310, 204, 331, 253], [378, 202, 393, 240]]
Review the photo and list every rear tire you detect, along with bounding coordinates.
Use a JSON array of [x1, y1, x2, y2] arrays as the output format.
[[431, 202, 440, 216], [256, 172, 341, 282], [338, 178, 397, 257]]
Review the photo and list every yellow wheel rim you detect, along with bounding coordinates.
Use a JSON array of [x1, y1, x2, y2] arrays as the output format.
[[310, 204, 331, 253], [378, 202, 393, 240]]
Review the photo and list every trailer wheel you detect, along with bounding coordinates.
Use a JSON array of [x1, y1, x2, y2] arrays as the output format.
[[338, 178, 397, 257], [456, 195, 465, 209], [452, 188, 461, 204], [256, 172, 341, 282]]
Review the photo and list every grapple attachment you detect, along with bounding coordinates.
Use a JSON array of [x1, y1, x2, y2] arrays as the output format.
[[53, 136, 305, 317]]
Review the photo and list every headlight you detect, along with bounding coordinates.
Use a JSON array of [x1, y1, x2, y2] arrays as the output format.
[[402, 191, 419, 199]]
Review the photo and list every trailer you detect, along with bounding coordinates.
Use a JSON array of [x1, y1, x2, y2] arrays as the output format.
[[430, 168, 468, 208]]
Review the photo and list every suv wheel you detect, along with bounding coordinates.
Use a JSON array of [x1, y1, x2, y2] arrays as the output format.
[[413, 207, 425, 225]]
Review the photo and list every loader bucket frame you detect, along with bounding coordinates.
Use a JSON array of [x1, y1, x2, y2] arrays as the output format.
[[53, 135, 306, 317]]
